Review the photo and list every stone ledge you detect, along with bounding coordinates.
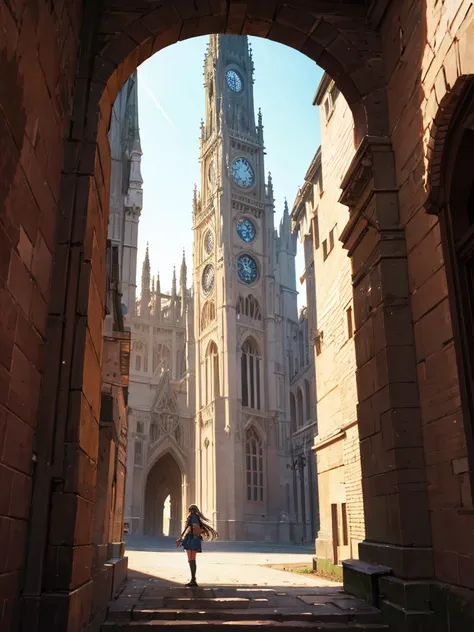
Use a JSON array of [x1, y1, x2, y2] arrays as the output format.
[[342, 559, 392, 606], [378, 576, 432, 612], [102, 621, 389, 630], [380, 599, 435, 632], [108, 556, 129, 599]]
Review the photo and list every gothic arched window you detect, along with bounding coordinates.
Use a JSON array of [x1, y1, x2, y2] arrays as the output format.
[[297, 389, 304, 428], [236, 294, 262, 321], [245, 428, 263, 502], [135, 354, 142, 371], [298, 330, 304, 369], [305, 380, 311, 420], [204, 341, 219, 405], [201, 300, 216, 331], [178, 347, 187, 377], [290, 392, 297, 434], [153, 344, 171, 374], [241, 338, 261, 410]]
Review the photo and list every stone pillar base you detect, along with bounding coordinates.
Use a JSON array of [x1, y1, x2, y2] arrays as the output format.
[[108, 541, 126, 559], [277, 521, 290, 543], [108, 556, 128, 598], [342, 558, 436, 632], [342, 558, 392, 606], [358, 541, 434, 580]]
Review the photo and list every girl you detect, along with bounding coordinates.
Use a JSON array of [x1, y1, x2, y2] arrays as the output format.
[[176, 504, 218, 587]]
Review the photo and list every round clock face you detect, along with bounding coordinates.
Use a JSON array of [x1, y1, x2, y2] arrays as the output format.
[[226, 69, 243, 93], [208, 160, 216, 185], [237, 254, 258, 285], [202, 264, 215, 295], [237, 217, 256, 244], [204, 229, 214, 254], [231, 157, 255, 189]]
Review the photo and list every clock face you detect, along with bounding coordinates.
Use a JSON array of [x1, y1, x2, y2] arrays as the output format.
[[237, 218, 256, 243], [208, 160, 216, 185], [202, 264, 215, 295], [204, 229, 214, 254], [237, 254, 258, 285], [231, 157, 255, 189], [226, 69, 243, 93]]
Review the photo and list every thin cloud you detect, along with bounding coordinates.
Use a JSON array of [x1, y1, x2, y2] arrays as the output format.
[[140, 79, 176, 130]]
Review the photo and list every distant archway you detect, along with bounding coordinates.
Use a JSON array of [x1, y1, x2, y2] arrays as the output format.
[[144, 452, 183, 536]]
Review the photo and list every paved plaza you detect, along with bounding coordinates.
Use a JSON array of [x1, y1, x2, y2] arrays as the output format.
[[124, 536, 336, 589], [102, 538, 387, 630]]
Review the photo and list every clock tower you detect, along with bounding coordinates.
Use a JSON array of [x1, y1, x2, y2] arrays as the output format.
[[193, 35, 297, 541]]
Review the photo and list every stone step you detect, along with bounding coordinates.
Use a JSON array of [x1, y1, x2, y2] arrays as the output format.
[[103, 621, 389, 631], [131, 607, 382, 624]]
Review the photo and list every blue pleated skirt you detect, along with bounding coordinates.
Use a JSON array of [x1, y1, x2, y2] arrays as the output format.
[[182, 532, 202, 552]]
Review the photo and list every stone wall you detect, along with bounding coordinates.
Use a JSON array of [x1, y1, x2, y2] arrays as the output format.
[[0, 2, 82, 629], [382, 0, 474, 593], [1, 1, 474, 631], [312, 81, 364, 568]]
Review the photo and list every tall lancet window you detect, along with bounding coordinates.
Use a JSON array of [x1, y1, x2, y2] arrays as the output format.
[[246, 428, 263, 502], [205, 341, 219, 405], [297, 389, 304, 428], [241, 338, 261, 410]]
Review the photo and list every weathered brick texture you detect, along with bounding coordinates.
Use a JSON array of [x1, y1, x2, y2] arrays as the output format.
[[312, 84, 365, 563], [382, 0, 474, 592], [0, 1, 473, 631], [0, 1, 82, 629]]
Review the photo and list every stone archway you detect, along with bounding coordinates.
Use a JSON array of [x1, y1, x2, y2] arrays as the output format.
[[144, 452, 183, 537], [26, 6, 392, 610], [4, 2, 473, 631]]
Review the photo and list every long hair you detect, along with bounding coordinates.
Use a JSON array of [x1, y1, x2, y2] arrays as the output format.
[[188, 504, 219, 541]]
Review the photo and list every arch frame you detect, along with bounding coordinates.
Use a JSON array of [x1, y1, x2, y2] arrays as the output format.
[[19, 2, 421, 629], [423, 75, 474, 506], [143, 448, 186, 536], [144, 443, 188, 495]]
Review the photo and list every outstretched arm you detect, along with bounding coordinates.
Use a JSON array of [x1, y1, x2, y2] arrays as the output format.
[[176, 518, 190, 546]]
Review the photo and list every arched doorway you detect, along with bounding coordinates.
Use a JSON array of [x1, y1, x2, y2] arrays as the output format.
[[435, 81, 474, 492], [144, 452, 183, 537]]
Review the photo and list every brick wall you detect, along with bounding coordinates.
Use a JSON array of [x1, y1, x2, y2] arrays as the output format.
[[0, 1, 81, 628], [313, 85, 365, 559], [0, 1, 473, 629], [382, 0, 474, 589]]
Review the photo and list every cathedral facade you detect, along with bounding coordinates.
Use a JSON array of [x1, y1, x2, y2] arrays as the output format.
[[124, 252, 196, 537], [192, 35, 298, 541], [124, 35, 301, 542]]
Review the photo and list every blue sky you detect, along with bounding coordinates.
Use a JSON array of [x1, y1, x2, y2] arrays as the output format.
[[136, 36, 323, 306]]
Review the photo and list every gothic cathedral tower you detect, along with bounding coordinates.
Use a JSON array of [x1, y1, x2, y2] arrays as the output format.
[[193, 35, 297, 541]]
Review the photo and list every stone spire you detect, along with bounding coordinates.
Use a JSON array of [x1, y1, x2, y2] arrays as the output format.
[[180, 250, 187, 317], [155, 271, 161, 322], [151, 275, 155, 313], [257, 107, 263, 139], [180, 250, 187, 291], [266, 172, 274, 202], [124, 71, 143, 214], [140, 243, 151, 317], [172, 266, 177, 298], [279, 198, 295, 256], [193, 184, 198, 216]]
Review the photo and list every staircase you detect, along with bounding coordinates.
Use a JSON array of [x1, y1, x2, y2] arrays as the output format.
[[102, 582, 389, 631]]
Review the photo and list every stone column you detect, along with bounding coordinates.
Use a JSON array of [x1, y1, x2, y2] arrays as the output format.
[[340, 137, 433, 626]]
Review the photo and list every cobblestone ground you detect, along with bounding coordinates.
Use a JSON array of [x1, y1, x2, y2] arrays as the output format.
[[125, 536, 337, 588]]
